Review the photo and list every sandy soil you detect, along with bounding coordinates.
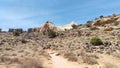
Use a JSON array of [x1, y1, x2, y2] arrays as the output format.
[[48, 51, 99, 68], [50, 53, 80, 68]]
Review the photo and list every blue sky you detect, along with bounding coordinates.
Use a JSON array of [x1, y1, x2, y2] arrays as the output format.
[[0, 0, 120, 31]]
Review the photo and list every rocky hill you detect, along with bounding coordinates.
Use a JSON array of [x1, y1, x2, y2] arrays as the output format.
[[93, 14, 120, 27], [0, 14, 120, 68], [31, 21, 61, 34], [32, 21, 78, 34]]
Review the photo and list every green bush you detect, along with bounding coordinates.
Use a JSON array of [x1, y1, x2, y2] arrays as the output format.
[[90, 37, 103, 45], [48, 29, 57, 38]]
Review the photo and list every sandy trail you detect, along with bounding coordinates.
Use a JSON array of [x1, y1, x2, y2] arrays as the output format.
[[48, 51, 83, 68]]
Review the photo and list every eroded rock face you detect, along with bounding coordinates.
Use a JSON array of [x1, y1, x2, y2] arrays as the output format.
[[40, 21, 58, 35], [27, 21, 58, 34], [41, 21, 51, 34]]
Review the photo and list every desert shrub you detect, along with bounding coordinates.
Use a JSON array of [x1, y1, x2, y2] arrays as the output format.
[[90, 27, 99, 30], [0, 56, 19, 64], [86, 21, 92, 27], [86, 23, 92, 27], [48, 29, 57, 38], [114, 22, 119, 26], [68, 56, 78, 62], [18, 58, 43, 68], [90, 37, 103, 45], [10, 58, 19, 64], [82, 56, 98, 65], [64, 52, 78, 62], [0, 56, 11, 62], [72, 24, 78, 29], [77, 30, 82, 36], [79, 50, 98, 65], [21, 38, 27, 44]]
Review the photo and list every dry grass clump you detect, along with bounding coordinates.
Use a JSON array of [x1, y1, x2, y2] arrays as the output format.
[[18, 58, 44, 68], [78, 49, 98, 65], [82, 55, 98, 65], [63, 49, 99, 65], [0, 56, 19, 64], [64, 52, 78, 62], [39, 50, 51, 60], [0, 56, 11, 63]]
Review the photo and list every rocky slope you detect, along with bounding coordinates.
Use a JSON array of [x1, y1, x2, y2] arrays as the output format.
[[93, 14, 120, 27]]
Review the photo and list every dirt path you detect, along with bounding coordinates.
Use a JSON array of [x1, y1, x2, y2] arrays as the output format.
[[48, 50, 103, 68], [49, 52, 81, 68], [47, 50, 101, 68]]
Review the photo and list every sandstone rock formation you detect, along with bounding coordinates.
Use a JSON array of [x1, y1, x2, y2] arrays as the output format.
[[40, 21, 58, 34], [58, 21, 78, 30]]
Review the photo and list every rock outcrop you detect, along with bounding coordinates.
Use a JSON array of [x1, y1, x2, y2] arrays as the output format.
[[40, 21, 58, 34], [93, 14, 120, 26], [58, 21, 78, 30]]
